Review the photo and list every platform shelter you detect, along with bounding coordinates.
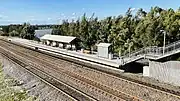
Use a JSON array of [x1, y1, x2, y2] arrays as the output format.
[[40, 34, 79, 50]]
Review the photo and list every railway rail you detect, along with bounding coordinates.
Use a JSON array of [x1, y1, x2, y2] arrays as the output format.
[[0, 38, 180, 100], [0, 47, 97, 101], [0, 40, 140, 100], [4, 38, 180, 95], [3, 38, 180, 96], [3, 55, 78, 101]]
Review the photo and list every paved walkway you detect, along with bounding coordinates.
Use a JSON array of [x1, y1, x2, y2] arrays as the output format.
[[6, 37, 180, 67], [9, 37, 123, 68]]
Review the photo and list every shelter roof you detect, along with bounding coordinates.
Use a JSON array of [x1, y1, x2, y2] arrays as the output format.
[[40, 34, 77, 44]]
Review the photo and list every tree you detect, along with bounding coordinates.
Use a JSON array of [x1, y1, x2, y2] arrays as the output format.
[[20, 23, 35, 40], [99, 16, 112, 43], [60, 20, 69, 36], [9, 30, 19, 37], [79, 13, 89, 49], [88, 16, 99, 51], [135, 7, 164, 48], [1, 7, 176, 55], [0, 31, 5, 36]]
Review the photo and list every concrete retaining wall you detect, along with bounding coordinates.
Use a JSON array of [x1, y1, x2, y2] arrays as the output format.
[[149, 61, 180, 86]]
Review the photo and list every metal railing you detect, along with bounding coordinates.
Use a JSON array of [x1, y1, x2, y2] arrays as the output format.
[[163, 41, 180, 55], [120, 39, 180, 65], [122, 46, 160, 59]]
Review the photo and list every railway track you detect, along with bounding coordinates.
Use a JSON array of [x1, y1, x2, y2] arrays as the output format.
[[0, 40, 140, 100], [2, 55, 78, 101], [6, 38, 180, 97], [0, 46, 97, 101], [0, 38, 180, 100]]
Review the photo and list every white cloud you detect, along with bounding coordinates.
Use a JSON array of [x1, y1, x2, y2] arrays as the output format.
[[7, 20, 13, 22], [130, 8, 136, 11], [0, 15, 2, 19], [63, 16, 66, 18], [61, 13, 64, 16], [0, 14, 8, 19], [72, 13, 76, 15], [0, 12, 5, 14], [26, 16, 36, 21], [47, 18, 52, 20], [71, 16, 76, 19], [29, 18, 36, 21], [82, 8, 85, 11], [28, 15, 35, 18]]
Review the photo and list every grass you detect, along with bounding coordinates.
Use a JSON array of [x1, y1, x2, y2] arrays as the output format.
[[0, 63, 37, 101]]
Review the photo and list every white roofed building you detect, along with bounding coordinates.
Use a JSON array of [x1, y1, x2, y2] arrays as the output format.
[[40, 34, 80, 50], [41, 34, 76, 44]]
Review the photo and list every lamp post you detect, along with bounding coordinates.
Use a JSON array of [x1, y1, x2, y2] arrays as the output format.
[[125, 43, 130, 58], [160, 30, 166, 55], [119, 49, 121, 58], [163, 31, 166, 55], [129, 46, 131, 58], [129, 42, 133, 58]]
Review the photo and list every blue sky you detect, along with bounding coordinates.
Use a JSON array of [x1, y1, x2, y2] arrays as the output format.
[[0, 0, 179, 25]]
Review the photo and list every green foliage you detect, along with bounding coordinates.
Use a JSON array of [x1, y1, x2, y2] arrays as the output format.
[[0, 31, 6, 36], [1, 7, 180, 55], [0, 23, 35, 40], [20, 23, 35, 40], [0, 64, 36, 101], [51, 7, 180, 54], [9, 30, 19, 37]]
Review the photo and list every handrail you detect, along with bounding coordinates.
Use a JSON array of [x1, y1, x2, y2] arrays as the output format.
[[165, 40, 180, 47], [122, 39, 180, 58], [120, 39, 180, 65]]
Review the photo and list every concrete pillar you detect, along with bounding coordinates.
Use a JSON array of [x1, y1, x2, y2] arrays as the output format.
[[143, 66, 149, 76], [109, 53, 112, 60]]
